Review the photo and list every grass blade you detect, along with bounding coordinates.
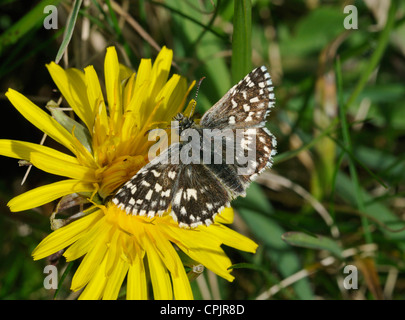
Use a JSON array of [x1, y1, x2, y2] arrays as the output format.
[[282, 231, 344, 259], [231, 0, 252, 83], [53, 262, 74, 299], [55, 0, 82, 64]]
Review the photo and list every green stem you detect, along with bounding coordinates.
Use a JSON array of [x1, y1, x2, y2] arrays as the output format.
[[231, 0, 252, 83]]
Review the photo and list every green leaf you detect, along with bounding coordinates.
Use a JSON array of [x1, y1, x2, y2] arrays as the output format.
[[47, 103, 93, 153], [231, 0, 252, 83], [55, 0, 82, 63], [228, 262, 268, 272], [281, 232, 344, 259]]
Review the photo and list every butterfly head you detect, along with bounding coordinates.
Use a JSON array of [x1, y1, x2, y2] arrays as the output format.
[[172, 113, 194, 135]]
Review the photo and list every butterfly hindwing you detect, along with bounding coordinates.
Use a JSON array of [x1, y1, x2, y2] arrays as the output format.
[[199, 126, 277, 196], [236, 127, 277, 185], [170, 164, 231, 227]]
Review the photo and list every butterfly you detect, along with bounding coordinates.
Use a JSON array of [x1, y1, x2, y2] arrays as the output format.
[[112, 66, 277, 228]]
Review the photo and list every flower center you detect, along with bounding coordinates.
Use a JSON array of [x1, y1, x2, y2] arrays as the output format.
[[96, 154, 146, 199]]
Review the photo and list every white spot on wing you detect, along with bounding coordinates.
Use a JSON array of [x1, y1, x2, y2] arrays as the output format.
[[145, 189, 153, 200], [168, 171, 176, 179], [173, 188, 183, 205], [161, 189, 171, 197], [231, 99, 238, 108], [154, 183, 162, 192], [186, 188, 197, 201], [151, 170, 161, 177]]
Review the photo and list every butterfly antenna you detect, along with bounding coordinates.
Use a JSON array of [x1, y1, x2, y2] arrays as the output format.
[[190, 76, 206, 117]]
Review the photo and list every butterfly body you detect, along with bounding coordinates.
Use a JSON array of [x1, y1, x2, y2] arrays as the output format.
[[113, 66, 277, 227]]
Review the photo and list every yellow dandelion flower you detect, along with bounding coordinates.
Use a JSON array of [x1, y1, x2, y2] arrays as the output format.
[[1, 46, 258, 299]]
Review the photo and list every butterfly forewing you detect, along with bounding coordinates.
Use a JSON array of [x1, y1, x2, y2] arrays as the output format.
[[200, 66, 275, 129], [113, 144, 181, 217]]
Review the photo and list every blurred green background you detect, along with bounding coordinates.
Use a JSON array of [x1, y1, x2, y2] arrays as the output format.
[[1, 0, 405, 300]]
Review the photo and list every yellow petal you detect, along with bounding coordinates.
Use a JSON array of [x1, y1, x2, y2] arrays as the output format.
[[84, 65, 106, 133], [143, 235, 173, 300], [145, 228, 178, 276], [127, 250, 148, 299], [104, 46, 122, 132], [30, 152, 97, 182], [206, 224, 258, 253], [104, 228, 122, 276], [156, 74, 188, 121], [127, 58, 151, 114], [32, 210, 104, 260], [71, 222, 112, 291], [160, 222, 222, 251], [184, 245, 234, 282], [149, 46, 173, 105], [5, 89, 77, 154], [215, 207, 234, 224], [63, 215, 109, 261], [84, 65, 108, 153], [122, 73, 136, 112], [170, 249, 193, 300], [102, 257, 129, 300], [119, 63, 134, 81], [0, 139, 78, 164], [46, 62, 93, 131], [78, 256, 108, 300], [159, 222, 234, 281], [8, 179, 95, 212]]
